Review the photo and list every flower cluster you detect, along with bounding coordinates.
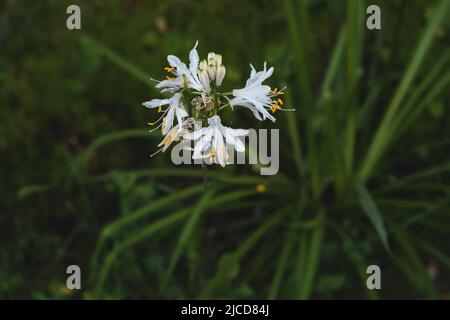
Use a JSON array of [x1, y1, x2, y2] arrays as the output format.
[[143, 41, 288, 166]]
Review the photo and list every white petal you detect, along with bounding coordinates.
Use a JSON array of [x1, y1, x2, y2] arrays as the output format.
[[252, 110, 264, 121], [232, 129, 249, 136], [189, 41, 200, 77], [167, 55, 182, 68], [156, 78, 183, 91], [142, 98, 169, 108], [233, 137, 245, 152], [162, 105, 175, 135], [192, 132, 213, 158], [176, 106, 188, 119], [183, 128, 206, 140], [215, 130, 226, 167]]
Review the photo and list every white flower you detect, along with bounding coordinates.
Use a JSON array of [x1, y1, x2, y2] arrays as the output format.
[[156, 41, 211, 93], [152, 118, 195, 156], [142, 92, 188, 135], [229, 62, 281, 122], [184, 115, 248, 167]]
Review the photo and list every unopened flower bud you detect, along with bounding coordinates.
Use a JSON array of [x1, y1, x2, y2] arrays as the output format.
[[207, 52, 216, 63], [207, 64, 216, 81], [215, 54, 222, 67], [199, 59, 208, 70], [198, 69, 211, 92], [215, 65, 226, 86]]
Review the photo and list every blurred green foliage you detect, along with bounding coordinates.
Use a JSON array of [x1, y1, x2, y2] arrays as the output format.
[[0, 0, 449, 299]]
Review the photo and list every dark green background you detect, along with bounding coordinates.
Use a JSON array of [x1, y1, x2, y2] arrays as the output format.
[[0, 0, 449, 299]]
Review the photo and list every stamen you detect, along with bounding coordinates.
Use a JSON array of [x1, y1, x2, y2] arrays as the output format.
[[150, 148, 163, 158], [270, 88, 285, 95], [161, 117, 166, 132], [166, 76, 176, 81], [147, 111, 167, 126], [164, 66, 174, 72], [270, 100, 282, 113], [163, 131, 175, 145]]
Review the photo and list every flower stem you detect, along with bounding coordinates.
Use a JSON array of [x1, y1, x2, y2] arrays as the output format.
[[202, 163, 208, 188], [218, 103, 230, 111]]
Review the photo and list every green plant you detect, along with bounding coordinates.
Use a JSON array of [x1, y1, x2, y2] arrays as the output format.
[[8, 0, 450, 299]]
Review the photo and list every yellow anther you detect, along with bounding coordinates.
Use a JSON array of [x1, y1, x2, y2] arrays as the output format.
[[278, 98, 284, 105], [161, 117, 166, 132], [166, 76, 176, 80], [210, 149, 216, 158], [163, 130, 175, 145], [270, 88, 285, 95], [164, 66, 175, 72], [270, 103, 281, 113]]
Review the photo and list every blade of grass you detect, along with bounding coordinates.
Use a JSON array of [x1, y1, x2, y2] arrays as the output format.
[[318, 29, 346, 106], [285, 93, 303, 176], [75, 128, 155, 170], [355, 180, 390, 253], [397, 70, 450, 138], [89, 168, 280, 186], [331, 223, 379, 300], [294, 233, 308, 298], [92, 188, 259, 296], [414, 237, 450, 270], [298, 210, 326, 299], [90, 184, 206, 271], [162, 188, 216, 288], [358, 0, 450, 180], [198, 208, 287, 298], [80, 35, 154, 86], [283, 0, 312, 106], [268, 230, 295, 299], [318, 28, 347, 195], [284, 0, 322, 198], [392, 49, 450, 132], [343, 0, 364, 177], [391, 223, 439, 298], [93, 207, 189, 296]]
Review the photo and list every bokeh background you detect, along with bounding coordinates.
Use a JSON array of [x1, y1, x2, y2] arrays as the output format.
[[1, 0, 449, 299]]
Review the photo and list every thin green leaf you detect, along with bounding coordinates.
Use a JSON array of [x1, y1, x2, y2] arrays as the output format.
[[80, 35, 154, 86], [163, 188, 216, 287], [355, 180, 390, 252]]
